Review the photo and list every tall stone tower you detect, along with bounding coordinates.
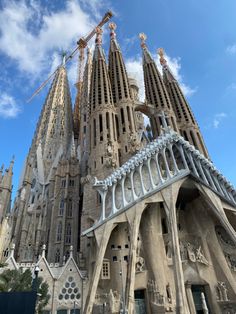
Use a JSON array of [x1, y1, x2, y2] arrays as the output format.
[[139, 33, 179, 138], [81, 27, 120, 238], [108, 22, 141, 163], [0, 158, 14, 222], [11, 61, 80, 263], [158, 48, 209, 158]]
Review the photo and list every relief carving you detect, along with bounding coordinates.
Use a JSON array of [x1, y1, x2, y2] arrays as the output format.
[[147, 279, 164, 305], [105, 141, 117, 168], [216, 281, 229, 301], [128, 133, 141, 153]]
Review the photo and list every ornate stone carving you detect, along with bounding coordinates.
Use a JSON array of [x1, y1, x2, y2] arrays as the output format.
[[225, 253, 236, 271], [195, 246, 209, 265], [108, 289, 120, 313], [178, 241, 209, 265], [20, 188, 26, 201], [128, 133, 141, 153], [216, 282, 229, 301], [81, 175, 92, 185], [147, 279, 164, 305], [135, 256, 145, 272], [105, 140, 117, 168]]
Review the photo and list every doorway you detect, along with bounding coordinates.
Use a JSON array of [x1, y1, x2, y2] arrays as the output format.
[[134, 290, 146, 314], [191, 285, 210, 314]]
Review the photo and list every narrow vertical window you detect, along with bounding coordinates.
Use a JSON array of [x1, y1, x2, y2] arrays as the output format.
[[56, 222, 62, 242], [115, 115, 120, 139], [94, 119, 96, 146], [55, 248, 60, 263], [65, 223, 72, 244], [106, 112, 110, 139], [99, 114, 103, 141]]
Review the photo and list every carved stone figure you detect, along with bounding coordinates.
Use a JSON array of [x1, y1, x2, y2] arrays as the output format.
[[217, 282, 229, 301], [128, 133, 141, 153], [135, 256, 145, 272], [196, 246, 209, 265], [147, 279, 164, 305], [186, 242, 196, 262], [20, 187, 26, 201]]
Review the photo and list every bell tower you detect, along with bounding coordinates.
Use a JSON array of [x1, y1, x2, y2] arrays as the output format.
[[158, 48, 209, 158], [108, 22, 141, 163]]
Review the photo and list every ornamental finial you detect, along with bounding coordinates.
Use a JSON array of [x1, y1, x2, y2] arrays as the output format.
[[158, 48, 167, 66], [109, 22, 117, 39], [61, 51, 67, 66], [95, 26, 103, 45], [108, 22, 116, 39], [139, 33, 147, 48]]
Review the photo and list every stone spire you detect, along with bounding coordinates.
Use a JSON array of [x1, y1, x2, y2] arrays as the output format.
[[108, 22, 131, 103], [11, 63, 76, 263], [88, 26, 119, 177], [139, 33, 178, 138], [29, 63, 73, 180], [0, 157, 14, 221], [108, 22, 140, 163], [80, 27, 120, 243], [79, 48, 93, 177], [158, 48, 209, 158]]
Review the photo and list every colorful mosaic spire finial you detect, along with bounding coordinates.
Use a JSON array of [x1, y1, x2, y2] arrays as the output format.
[[95, 26, 103, 45], [158, 48, 167, 66], [139, 33, 147, 48], [109, 22, 117, 39]]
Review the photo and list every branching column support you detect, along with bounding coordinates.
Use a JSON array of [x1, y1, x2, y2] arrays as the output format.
[[83, 222, 114, 314], [161, 183, 190, 314], [125, 204, 143, 313]]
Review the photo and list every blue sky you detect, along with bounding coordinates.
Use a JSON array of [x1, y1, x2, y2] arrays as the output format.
[[0, 0, 236, 200]]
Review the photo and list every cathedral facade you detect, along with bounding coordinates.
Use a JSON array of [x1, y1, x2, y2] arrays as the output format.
[[1, 20, 236, 314]]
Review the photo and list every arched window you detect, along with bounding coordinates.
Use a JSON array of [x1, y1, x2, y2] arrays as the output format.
[[56, 222, 62, 242], [3, 248, 9, 258], [65, 250, 70, 261], [67, 201, 73, 218], [55, 248, 60, 263], [59, 199, 64, 216], [65, 223, 72, 244]]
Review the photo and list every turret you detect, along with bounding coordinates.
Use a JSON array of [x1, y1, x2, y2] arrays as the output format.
[[139, 33, 178, 138], [108, 23, 140, 163], [158, 48, 209, 158]]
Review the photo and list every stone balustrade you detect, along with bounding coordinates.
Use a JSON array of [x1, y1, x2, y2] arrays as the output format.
[[83, 129, 236, 235]]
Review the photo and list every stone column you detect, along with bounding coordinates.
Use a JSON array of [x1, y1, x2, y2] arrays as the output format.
[[125, 204, 143, 313], [161, 183, 190, 314], [185, 282, 196, 314], [84, 222, 114, 314]]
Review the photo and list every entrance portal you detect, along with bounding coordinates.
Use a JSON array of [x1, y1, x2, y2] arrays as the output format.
[[134, 290, 146, 314], [191, 285, 210, 313]]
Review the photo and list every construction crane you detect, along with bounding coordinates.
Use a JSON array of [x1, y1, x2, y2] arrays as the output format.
[[27, 11, 113, 103]]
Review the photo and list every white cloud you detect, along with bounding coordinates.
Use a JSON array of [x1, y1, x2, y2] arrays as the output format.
[[0, 0, 96, 77], [226, 44, 236, 54], [125, 51, 196, 102], [126, 57, 144, 100], [227, 82, 236, 90], [0, 93, 20, 118], [213, 113, 227, 129]]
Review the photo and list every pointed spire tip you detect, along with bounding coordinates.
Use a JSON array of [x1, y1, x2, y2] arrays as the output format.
[[95, 26, 103, 45], [109, 22, 117, 39], [158, 47, 167, 66], [139, 33, 147, 48]]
